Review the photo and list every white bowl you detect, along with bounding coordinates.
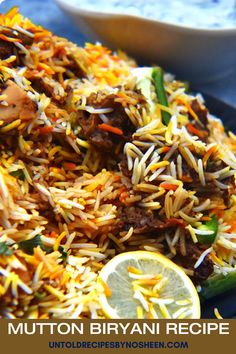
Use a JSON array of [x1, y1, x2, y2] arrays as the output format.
[[55, 0, 236, 84]]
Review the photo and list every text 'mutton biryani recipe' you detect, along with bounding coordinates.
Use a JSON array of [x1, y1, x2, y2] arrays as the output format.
[[0, 8, 236, 320]]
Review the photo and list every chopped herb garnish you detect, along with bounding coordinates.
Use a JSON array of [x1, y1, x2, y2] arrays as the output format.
[[35, 291, 46, 300], [18, 234, 53, 255], [58, 246, 68, 261], [0, 241, 13, 256], [10, 169, 25, 181], [19, 235, 43, 255]]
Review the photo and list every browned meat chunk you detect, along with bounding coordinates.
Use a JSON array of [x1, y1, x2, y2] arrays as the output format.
[[26, 76, 68, 104], [191, 99, 208, 125], [66, 54, 85, 78], [0, 26, 33, 62], [78, 110, 116, 150], [194, 257, 214, 282], [119, 205, 213, 282], [223, 175, 236, 207], [119, 158, 132, 178], [118, 206, 185, 234], [174, 241, 214, 283], [29, 77, 54, 98], [77, 92, 144, 151], [118, 206, 164, 233], [0, 80, 37, 123], [0, 39, 17, 60], [185, 182, 219, 196]]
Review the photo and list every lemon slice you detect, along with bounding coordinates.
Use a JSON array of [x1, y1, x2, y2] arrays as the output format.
[[98, 251, 200, 319]]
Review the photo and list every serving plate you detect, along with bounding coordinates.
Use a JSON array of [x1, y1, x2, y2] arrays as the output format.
[[196, 93, 236, 318], [55, 0, 236, 84], [201, 92, 236, 131], [201, 286, 236, 318]]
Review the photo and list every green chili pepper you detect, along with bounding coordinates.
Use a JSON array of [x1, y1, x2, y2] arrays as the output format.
[[200, 271, 236, 301], [152, 66, 171, 126], [197, 215, 218, 244]]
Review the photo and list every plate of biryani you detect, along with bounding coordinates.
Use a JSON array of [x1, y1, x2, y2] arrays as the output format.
[[0, 7, 236, 320]]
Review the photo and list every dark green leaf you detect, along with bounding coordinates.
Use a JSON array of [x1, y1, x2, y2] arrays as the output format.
[[43, 245, 53, 254], [0, 242, 13, 256]]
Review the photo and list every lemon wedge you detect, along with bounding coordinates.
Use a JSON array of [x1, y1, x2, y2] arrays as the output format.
[[98, 251, 200, 319]]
